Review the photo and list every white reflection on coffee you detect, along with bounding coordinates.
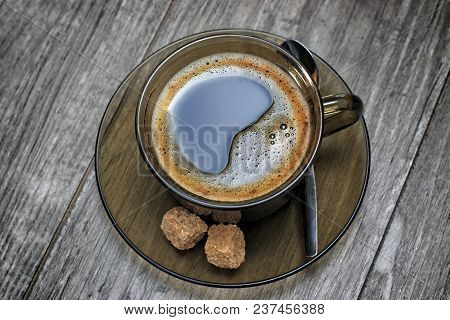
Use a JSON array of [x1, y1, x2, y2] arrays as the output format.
[[169, 76, 273, 174]]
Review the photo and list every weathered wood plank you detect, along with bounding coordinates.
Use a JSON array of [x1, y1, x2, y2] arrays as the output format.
[[0, 0, 172, 299], [26, 0, 449, 299], [47, 31, 368, 288], [359, 76, 449, 299]]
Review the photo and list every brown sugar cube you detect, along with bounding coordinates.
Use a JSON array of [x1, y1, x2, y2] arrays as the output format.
[[177, 197, 212, 216], [211, 210, 241, 224], [187, 204, 213, 216], [161, 206, 208, 250], [205, 224, 245, 269]]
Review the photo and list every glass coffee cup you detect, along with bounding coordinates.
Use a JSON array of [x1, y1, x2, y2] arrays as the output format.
[[136, 34, 363, 217]]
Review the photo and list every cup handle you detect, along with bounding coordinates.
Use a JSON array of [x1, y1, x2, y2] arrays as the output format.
[[281, 40, 364, 137], [322, 93, 364, 136]]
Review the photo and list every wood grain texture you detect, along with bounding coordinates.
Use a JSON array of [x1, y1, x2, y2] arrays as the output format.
[[359, 77, 450, 300], [47, 33, 368, 289], [25, 0, 450, 299], [1, 0, 448, 299], [0, 0, 172, 299]]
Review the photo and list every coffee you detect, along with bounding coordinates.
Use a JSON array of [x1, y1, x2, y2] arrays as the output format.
[[151, 53, 311, 202], [171, 75, 273, 174]]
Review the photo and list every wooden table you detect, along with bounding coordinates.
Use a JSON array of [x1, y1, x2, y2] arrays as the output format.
[[1, 0, 448, 299]]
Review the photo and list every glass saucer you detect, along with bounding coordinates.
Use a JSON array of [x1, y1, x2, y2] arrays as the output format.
[[96, 29, 370, 287]]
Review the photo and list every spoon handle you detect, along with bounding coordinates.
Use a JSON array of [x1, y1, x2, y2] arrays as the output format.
[[281, 39, 319, 257], [299, 166, 318, 257]]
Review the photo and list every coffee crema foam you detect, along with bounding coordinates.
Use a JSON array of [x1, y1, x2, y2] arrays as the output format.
[[151, 53, 311, 202]]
